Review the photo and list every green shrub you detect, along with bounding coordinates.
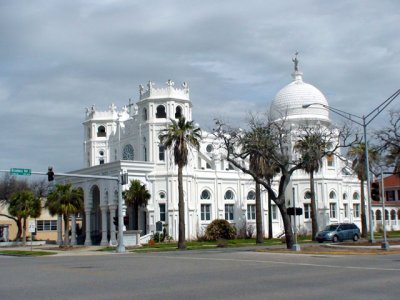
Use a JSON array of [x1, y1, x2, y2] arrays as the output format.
[[205, 219, 236, 240]]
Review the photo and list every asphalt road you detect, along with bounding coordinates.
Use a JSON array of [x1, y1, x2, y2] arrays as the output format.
[[1, 248, 399, 300]]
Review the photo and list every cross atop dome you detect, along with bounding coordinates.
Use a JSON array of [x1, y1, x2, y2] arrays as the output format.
[[292, 51, 299, 72]]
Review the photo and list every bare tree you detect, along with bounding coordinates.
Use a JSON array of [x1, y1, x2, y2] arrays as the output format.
[[375, 110, 400, 174]]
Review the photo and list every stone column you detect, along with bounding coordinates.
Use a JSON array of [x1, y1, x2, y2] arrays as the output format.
[[57, 214, 63, 245], [84, 208, 92, 246], [70, 214, 77, 245], [100, 205, 109, 246], [109, 204, 117, 246]]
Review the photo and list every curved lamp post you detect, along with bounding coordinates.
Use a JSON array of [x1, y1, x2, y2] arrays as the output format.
[[303, 89, 400, 243]]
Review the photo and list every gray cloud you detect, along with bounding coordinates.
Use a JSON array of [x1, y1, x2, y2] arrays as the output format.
[[0, 0, 399, 173]]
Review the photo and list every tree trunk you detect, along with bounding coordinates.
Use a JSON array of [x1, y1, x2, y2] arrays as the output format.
[[177, 165, 186, 249], [268, 187, 273, 239], [64, 214, 69, 246], [134, 203, 139, 230], [360, 179, 367, 238], [278, 204, 294, 249], [255, 183, 263, 243], [16, 217, 22, 241], [310, 172, 318, 241], [22, 217, 27, 246]]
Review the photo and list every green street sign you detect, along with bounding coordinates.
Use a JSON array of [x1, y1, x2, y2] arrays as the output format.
[[10, 168, 31, 176]]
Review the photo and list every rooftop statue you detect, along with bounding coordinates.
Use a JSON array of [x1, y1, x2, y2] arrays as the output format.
[[292, 51, 299, 72]]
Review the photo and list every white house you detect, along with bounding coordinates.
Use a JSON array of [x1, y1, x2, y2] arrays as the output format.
[[61, 63, 365, 246]]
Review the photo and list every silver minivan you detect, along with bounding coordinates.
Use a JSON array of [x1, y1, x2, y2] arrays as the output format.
[[316, 223, 360, 243]]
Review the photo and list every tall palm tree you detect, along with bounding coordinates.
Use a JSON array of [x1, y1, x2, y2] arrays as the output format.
[[46, 183, 83, 246], [123, 179, 151, 230], [294, 131, 327, 241], [348, 143, 378, 238], [9, 190, 41, 245], [159, 116, 201, 249]]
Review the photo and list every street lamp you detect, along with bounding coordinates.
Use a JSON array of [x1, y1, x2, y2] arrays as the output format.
[[303, 89, 400, 243]]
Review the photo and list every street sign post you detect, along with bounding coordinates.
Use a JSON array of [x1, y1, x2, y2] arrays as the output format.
[[10, 168, 31, 176], [28, 220, 36, 251]]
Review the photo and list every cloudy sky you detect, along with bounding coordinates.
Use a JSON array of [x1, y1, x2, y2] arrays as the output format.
[[0, 0, 399, 175]]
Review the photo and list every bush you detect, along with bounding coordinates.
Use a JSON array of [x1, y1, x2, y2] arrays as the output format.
[[205, 219, 236, 241]]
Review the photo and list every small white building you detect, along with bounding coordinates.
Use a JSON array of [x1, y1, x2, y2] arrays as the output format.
[[63, 65, 365, 245]]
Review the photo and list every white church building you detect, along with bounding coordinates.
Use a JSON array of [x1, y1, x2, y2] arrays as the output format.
[[64, 64, 366, 246]]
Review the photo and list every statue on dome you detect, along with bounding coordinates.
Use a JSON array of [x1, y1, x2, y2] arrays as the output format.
[[292, 51, 299, 72], [139, 84, 144, 96], [166, 79, 174, 87]]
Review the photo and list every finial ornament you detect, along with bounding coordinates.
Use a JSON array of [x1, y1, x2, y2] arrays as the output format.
[[292, 51, 299, 72]]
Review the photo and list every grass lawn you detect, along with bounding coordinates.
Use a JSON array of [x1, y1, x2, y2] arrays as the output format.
[[0, 250, 56, 257]]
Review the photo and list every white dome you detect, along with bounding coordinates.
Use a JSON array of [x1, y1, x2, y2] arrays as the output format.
[[270, 71, 330, 125]]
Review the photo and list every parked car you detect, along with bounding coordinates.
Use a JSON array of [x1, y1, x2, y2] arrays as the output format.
[[315, 223, 360, 243]]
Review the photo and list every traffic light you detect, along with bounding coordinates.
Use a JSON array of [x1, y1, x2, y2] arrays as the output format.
[[113, 216, 118, 230], [47, 167, 54, 182], [371, 182, 380, 201]]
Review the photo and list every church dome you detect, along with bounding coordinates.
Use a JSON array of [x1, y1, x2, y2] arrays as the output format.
[[270, 70, 330, 125]]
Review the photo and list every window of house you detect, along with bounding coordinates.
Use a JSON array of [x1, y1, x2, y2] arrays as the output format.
[[201, 204, 211, 221], [271, 205, 277, 220], [391, 210, 396, 223], [329, 191, 336, 200], [175, 106, 182, 119], [343, 193, 347, 200], [143, 108, 148, 121], [200, 190, 211, 200], [376, 210, 382, 221], [37, 220, 57, 231], [159, 203, 166, 222], [344, 203, 348, 218], [144, 146, 147, 161], [247, 204, 256, 220], [353, 204, 360, 218], [99, 158, 104, 164], [247, 191, 256, 200], [206, 144, 213, 153], [160, 192, 166, 199], [206, 163, 211, 169], [329, 203, 337, 219], [353, 192, 359, 200], [385, 210, 389, 222], [225, 204, 234, 221], [386, 190, 395, 201], [304, 191, 312, 199], [224, 190, 234, 200], [159, 145, 165, 161], [123, 144, 134, 160], [156, 105, 166, 118], [97, 125, 106, 137], [304, 203, 311, 219], [327, 154, 334, 167]]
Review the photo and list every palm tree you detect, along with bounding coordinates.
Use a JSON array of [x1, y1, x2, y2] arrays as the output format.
[[9, 190, 41, 245], [294, 130, 328, 241], [46, 183, 83, 246], [348, 144, 378, 238], [123, 179, 151, 230], [159, 116, 202, 249]]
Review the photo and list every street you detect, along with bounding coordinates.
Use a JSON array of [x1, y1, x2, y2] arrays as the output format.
[[1, 248, 399, 299]]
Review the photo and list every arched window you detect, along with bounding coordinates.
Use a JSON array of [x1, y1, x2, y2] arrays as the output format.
[[247, 191, 256, 200], [97, 125, 106, 137], [304, 191, 312, 199], [143, 108, 148, 121], [390, 210, 396, 222], [200, 190, 211, 200], [327, 154, 334, 167], [175, 106, 182, 119], [122, 144, 134, 160], [329, 191, 336, 199], [224, 190, 234, 200], [156, 105, 166, 118], [385, 209, 389, 221], [353, 192, 359, 200], [376, 210, 382, 221], [159, 145, 165, 161], [343, 193, 347, 200], [159, 192, 166, 200]]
